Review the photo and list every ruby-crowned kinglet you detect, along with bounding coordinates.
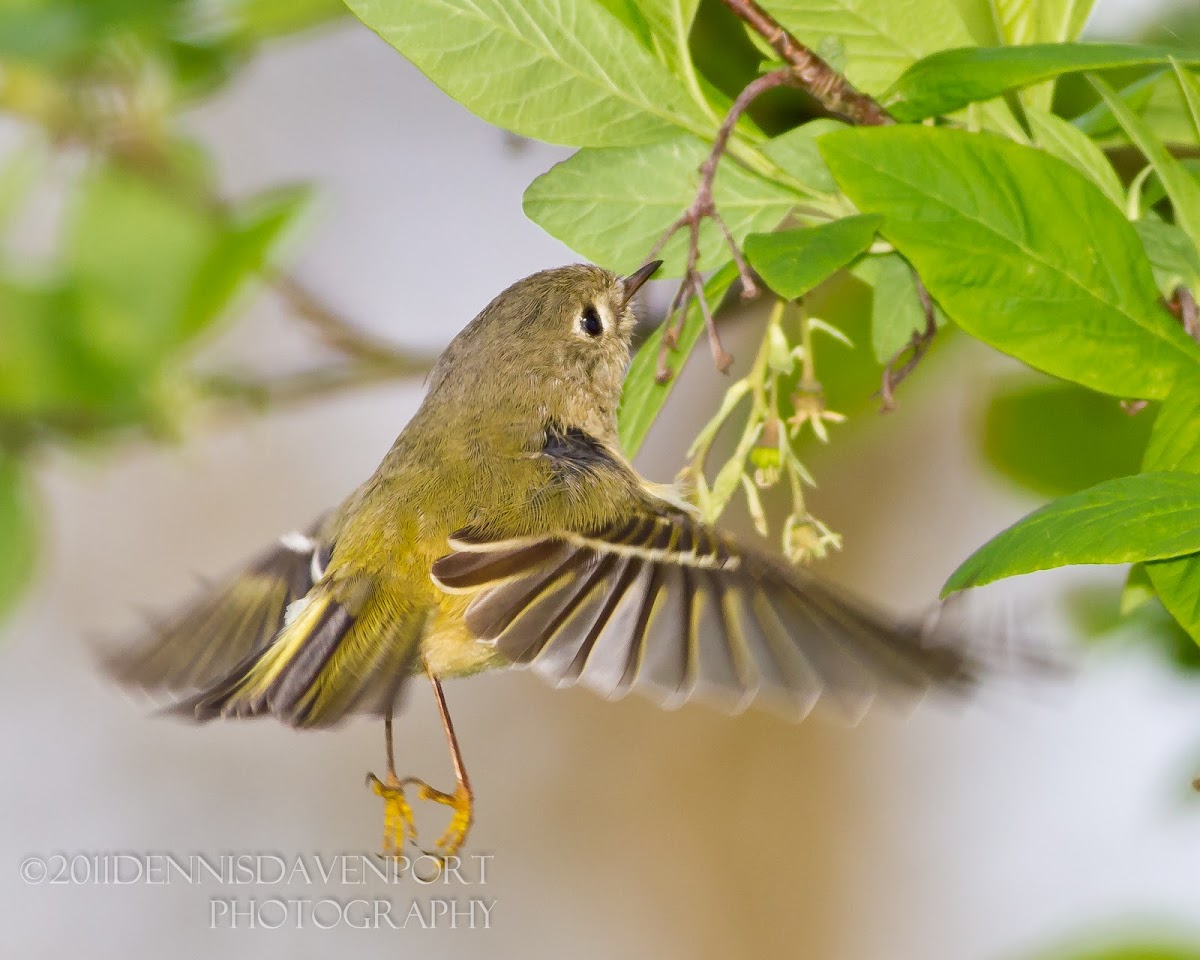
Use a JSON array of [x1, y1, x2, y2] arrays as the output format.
[[107, 261, 973, 858]]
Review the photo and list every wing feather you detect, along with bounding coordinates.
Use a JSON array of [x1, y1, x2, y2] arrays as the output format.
[[433, 509, 975, 719]]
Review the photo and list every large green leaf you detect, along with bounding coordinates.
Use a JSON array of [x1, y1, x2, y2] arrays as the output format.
[[523, 136, 800, 276], [618, 262, 738, 457], [343, 0, 711, 147], [820, 126, 1200, 399], [886, 43, 1200, 121], [766, 0, 977, 96], [943, 472, 1200, 594], [1091, 73, 1200, 253], [743, 215, 881, 300], [981, 378, 1154, 497]]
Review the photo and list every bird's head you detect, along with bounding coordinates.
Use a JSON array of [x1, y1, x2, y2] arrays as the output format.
[[427, 261, 661, 438]]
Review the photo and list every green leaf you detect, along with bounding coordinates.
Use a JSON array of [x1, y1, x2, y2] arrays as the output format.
[[1071, 69, 1163, 140], [618, 262, 738, 457], [759, 119, 845, 196], [1173, 60, 1200, 145], [1135, 217, 1200, 296], [1122, 561, 1156, 614], [743, 215, 881, 301], [992, 0, 1096, 111], [1141, 376, 1200, 644], [1144, 555, 1200, 644], [943, 472, 1200, 594], [820, 126, 1200, 400], [523, 136, 800, 276], [343, 0, 711, 147], [67, 165, 219, 365], [1091, 73, 1200, 253], [183, 185, 312, 336], [637, 0, 698, 79], [981, 377, 1154, 497], [992, 0, 1095, 45], [858, 252, 941, 363], [1025, 106, 1124, 208], [0, 451, 36, 622], [592, 0, 654, 51], [886, 43, 1200, 122], [1145, 374, 1200, 473], [766, 0, 977, 96]]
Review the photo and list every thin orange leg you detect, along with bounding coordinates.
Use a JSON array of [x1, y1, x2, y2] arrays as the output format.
[[402, 661, 474, 858]]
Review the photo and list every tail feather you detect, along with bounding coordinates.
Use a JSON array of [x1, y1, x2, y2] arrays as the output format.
[[105, 523, 425, 728], [175, 584, 423, 728]]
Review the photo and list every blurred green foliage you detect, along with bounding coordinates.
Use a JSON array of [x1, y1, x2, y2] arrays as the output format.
[[982, 377, 1155, 498], [0, 0, 346, 617]]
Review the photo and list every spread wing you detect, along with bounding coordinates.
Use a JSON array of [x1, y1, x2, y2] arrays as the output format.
[[430, 510, 975, 721], [105, 526, 333, 698]]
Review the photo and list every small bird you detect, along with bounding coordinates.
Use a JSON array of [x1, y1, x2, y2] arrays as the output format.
[[106, 261, 974, 859]]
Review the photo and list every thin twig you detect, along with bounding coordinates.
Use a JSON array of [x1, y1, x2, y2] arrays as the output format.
[[650, 1, 894, 383], [651, 68, 799, 381], [879, 277, 938, 413], [199, 360, 429, 411], [721, 0, 893, 127], [271, 274, 435, 373]]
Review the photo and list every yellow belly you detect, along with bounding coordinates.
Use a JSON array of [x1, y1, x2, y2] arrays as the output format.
[[417, 591, 508, 678]]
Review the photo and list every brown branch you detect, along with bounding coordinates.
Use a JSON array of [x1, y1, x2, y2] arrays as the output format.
[[721, 0, 892, 127], [271, 274, 437, 374], [879, 277, 938, 413], [650, 2, 894, 384], [650, 68, 798, 382], [200, 362, 421, 411]]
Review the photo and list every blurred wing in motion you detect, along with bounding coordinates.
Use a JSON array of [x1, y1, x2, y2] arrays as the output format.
[[104, 524, 333, 698], [431, 510, 975, 721], [105, 517, 424, 728]]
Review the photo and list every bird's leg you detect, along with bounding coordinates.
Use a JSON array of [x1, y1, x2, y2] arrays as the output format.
[[365, 709, 417, 857], [400, 661, 474, 860]]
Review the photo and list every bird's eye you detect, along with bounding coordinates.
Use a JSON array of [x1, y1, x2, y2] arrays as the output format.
[[580, 305, 603, 338]]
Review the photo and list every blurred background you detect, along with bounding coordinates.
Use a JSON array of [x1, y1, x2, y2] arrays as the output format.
[[2, 0, 1200, 957]]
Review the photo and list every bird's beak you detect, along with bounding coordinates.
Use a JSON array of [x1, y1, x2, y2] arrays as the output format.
[[620, 260, 663, 308]]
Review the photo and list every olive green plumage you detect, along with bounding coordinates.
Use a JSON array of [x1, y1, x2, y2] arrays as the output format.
[[107, 262, 973, 729]]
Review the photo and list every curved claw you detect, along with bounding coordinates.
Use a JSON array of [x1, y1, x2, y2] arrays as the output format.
[[367, 772, 417, 858], [402, 777, 474, 859]]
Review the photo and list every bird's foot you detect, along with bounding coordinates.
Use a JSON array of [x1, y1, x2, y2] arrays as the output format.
[[366, 771, 416, 858], [402, 777, 474, 860]]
